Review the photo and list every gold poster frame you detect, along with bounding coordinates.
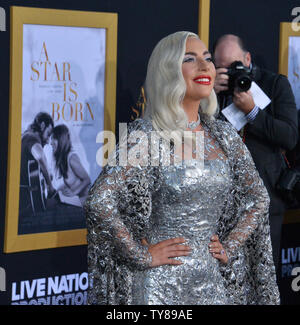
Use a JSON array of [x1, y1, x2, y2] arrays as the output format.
[[198, 0, 210, 48], [279, 22, 300, 224], [279, 22, 300, 76], [4, 6, 118, 252]]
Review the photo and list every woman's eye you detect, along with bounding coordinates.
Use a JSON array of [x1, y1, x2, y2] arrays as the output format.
[[183, 56, 195, 63], [205, 57, 213, 62]]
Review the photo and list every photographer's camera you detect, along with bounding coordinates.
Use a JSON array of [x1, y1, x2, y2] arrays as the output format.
[[222, 60, 253, 95]]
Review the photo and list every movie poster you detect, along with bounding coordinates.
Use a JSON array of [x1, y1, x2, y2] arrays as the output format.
[[288, 36, 300, 110], [18, 24, 106, 234]]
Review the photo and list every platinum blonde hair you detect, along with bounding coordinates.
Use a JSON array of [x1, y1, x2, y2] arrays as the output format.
[[143, 31, 218, 140]]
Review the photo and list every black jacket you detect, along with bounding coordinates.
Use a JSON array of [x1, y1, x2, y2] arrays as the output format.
[[219, 65, 298, 216]]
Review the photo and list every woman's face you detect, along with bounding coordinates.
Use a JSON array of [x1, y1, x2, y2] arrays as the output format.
[[51, 136, 58, 153], [182, 37, 216, 101], [40, 122, 53, 147]]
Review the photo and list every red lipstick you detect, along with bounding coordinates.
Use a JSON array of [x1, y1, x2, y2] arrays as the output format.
[[193, 75, 211, 85]]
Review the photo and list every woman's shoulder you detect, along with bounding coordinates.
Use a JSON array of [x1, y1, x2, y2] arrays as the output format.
[[210, 118, 240, 140], [127, 118, 154, 134], [67, 150, 81, 166], [122, 118, 155, 146], [204, 117, 243, 154]]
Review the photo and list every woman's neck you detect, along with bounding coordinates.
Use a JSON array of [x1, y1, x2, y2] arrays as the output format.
[[182, 98, 201, 122]]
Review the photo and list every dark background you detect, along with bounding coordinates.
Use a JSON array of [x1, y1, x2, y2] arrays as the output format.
[[0, 0, 300, 305]]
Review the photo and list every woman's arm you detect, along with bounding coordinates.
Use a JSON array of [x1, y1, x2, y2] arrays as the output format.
[[85, 152, 190, 270], [220, 122, 270, 261], [85, 164, 153, 270], [68, 153, 91, 195]]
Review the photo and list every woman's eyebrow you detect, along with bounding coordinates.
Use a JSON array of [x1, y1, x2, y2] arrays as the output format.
[[185, 51, 197, 56], [184, 50, 211, 56]]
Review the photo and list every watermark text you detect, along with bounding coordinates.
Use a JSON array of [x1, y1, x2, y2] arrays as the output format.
[[0, 7, 5, 32], [0, 267, 5, 292], [96, 123, 205, 169], [292, 7, 300, 31], [291, 267, 300, 292]]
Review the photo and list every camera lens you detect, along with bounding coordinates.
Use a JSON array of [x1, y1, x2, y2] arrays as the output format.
[[236, 75, 252, 92]]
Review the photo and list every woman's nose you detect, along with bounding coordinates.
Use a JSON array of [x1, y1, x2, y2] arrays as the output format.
[[198, 59, 209, 71]]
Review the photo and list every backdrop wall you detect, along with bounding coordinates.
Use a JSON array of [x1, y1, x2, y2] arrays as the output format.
[[0, 0, 299, 305]]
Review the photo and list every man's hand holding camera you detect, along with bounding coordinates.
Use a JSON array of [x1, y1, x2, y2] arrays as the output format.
[[215, 68, 229, 94], [232, 89, 255, 114], [214, 65, 255, 114]]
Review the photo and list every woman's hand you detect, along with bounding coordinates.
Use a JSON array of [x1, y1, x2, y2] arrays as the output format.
[[141, 238, 191, 268], [209, 235, 228, 264]]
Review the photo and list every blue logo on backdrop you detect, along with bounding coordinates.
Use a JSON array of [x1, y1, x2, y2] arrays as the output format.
[[281, 247, 300, 278]]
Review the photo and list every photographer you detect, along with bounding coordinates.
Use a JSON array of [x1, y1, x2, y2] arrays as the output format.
[[213, 34, 298, 282]]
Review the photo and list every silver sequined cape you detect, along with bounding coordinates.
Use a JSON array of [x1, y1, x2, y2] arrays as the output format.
[[85, 115, 280, 305]]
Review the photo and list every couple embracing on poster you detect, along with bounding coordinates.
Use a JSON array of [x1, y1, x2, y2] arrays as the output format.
[[19, 112, 91, 218]]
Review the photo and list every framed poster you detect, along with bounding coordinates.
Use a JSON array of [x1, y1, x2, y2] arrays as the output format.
[[279, 23, 300, 225], [279, 22, 300, 109], [4, 6, 118, 252]]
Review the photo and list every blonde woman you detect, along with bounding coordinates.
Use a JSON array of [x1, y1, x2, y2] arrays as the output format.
[[85, 32, 279, 305]]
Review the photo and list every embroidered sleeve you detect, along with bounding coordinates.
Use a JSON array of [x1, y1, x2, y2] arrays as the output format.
[[84, 119, 159, 304], [221, 122, 270, 260]]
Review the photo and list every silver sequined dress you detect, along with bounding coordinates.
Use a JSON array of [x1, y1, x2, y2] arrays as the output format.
[[85, 116, 280, 305]]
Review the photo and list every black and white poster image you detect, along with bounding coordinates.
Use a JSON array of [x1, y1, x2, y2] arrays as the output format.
[[18, 24, 106, 234], [19, 113, 91, 234]]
